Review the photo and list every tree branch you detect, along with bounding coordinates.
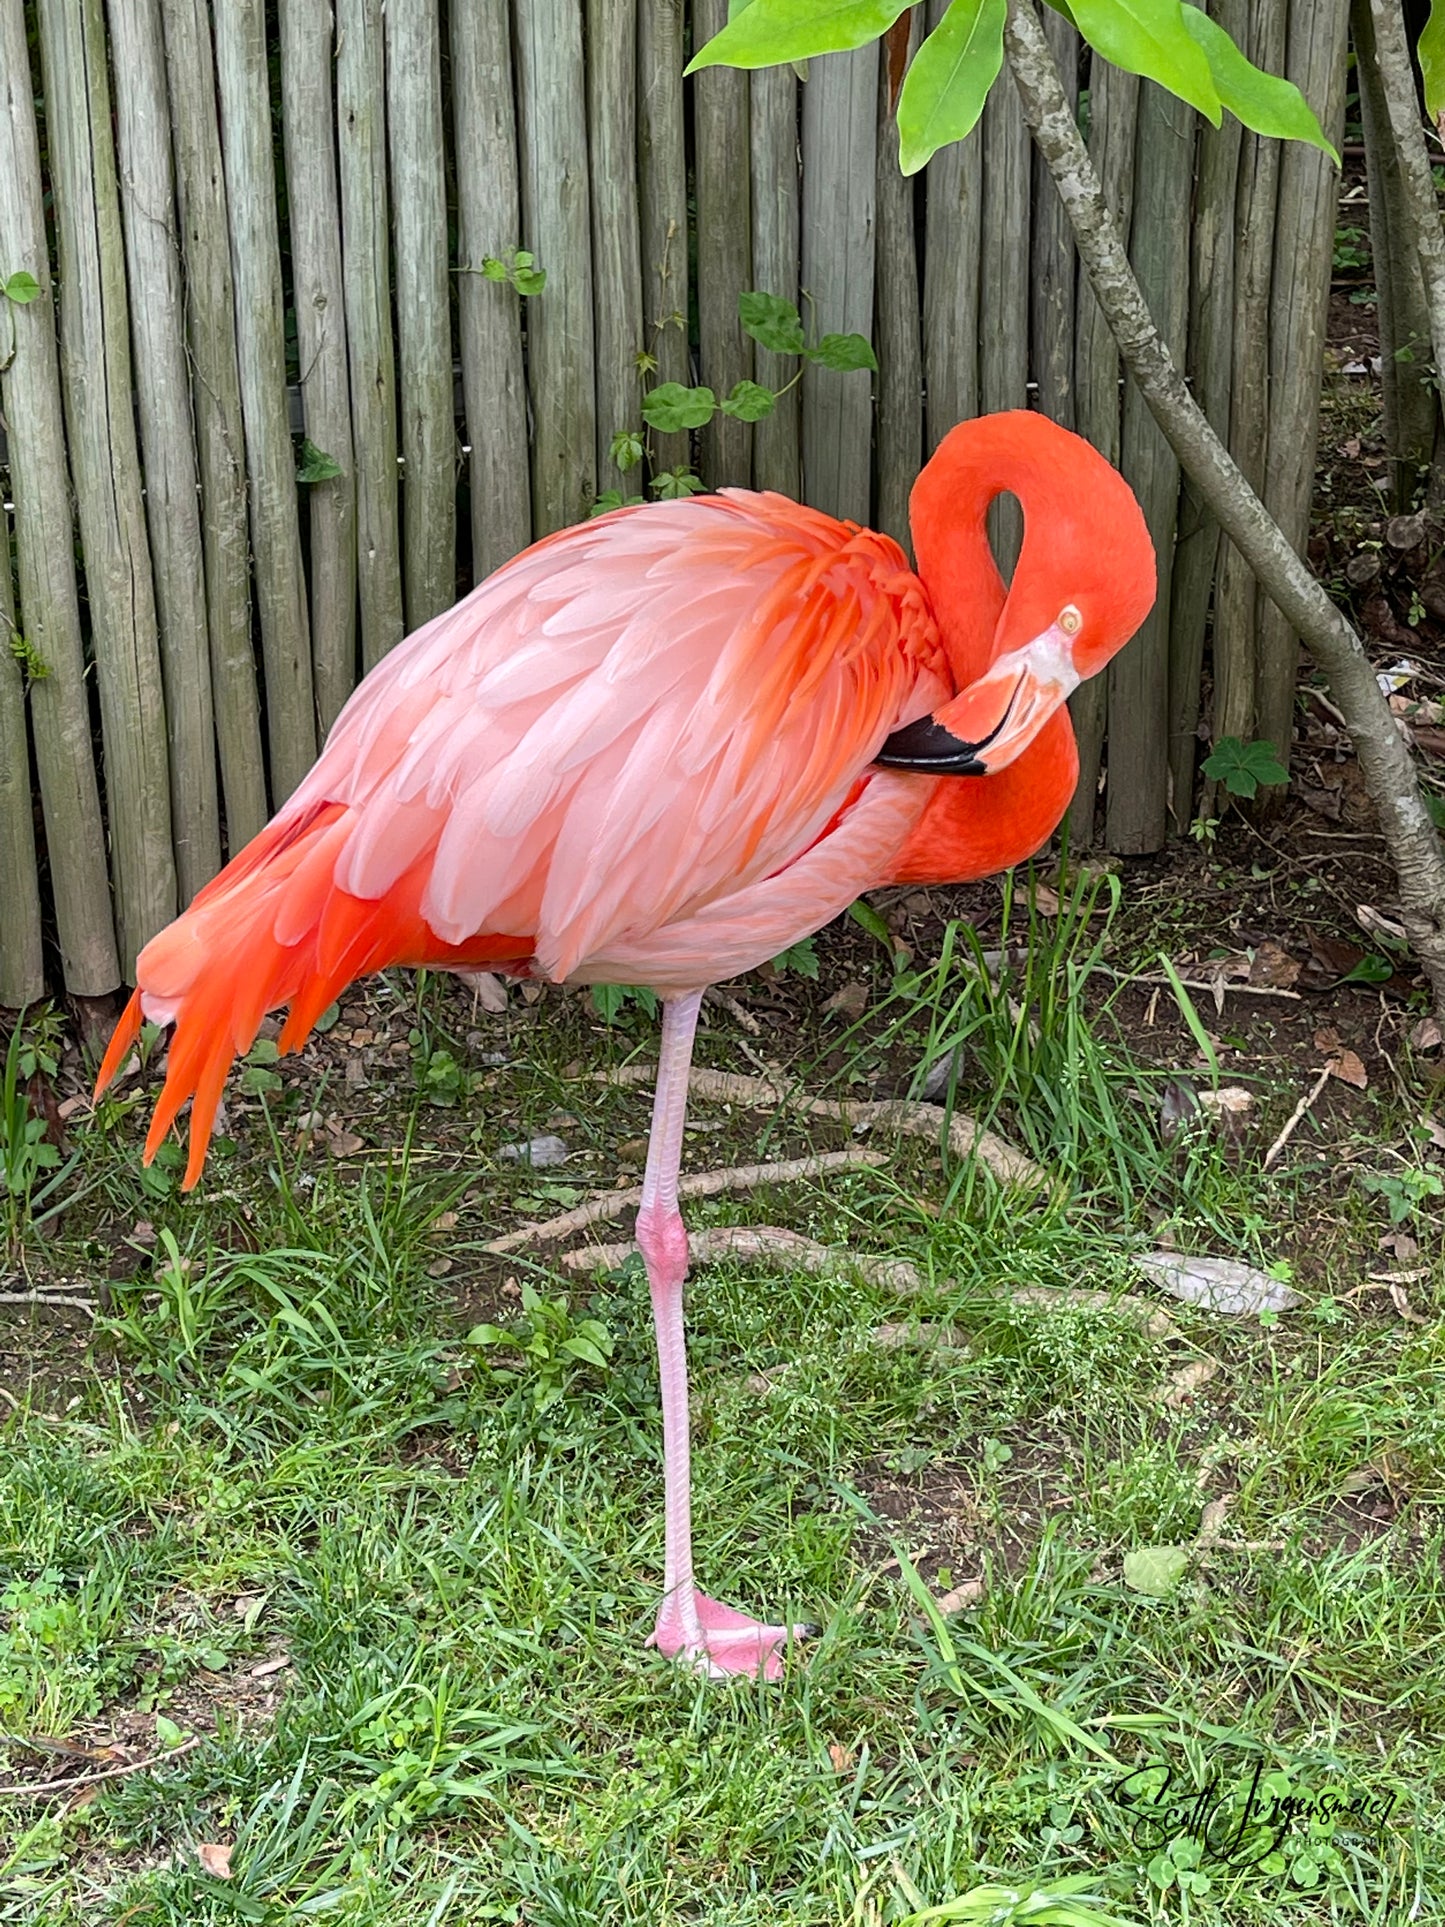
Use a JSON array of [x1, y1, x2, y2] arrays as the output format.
[[1003, 0, 1445, 1011]]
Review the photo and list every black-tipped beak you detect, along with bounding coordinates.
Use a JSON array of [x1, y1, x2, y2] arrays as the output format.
[[873, 714, 987, 776]]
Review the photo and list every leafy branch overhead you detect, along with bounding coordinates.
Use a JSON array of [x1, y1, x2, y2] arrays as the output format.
[[691, 0, 1335, 174]]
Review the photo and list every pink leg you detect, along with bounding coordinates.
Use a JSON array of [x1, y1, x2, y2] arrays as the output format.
[[636, 991, 804, 1681]]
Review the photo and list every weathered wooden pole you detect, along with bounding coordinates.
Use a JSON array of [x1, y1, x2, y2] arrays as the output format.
[[387, 0, 456, 629], [213, 0, 318, 799], [110, 0, 221, 903], [750, 64, 802, 497], [638, 0, 691, 477], [452, 0, 532, 580], [0, 0, 118, 996], [36, 0, 177, 968], [694, 0, 754, 489], [337, 0, 405, 670], [515, 0, 596, 531], [587, 0, 645, 495], [874, 17, 923, 551], [158, 0, 268, 853], [280, 0, 359, 736], [0, 498, 43, 1009]]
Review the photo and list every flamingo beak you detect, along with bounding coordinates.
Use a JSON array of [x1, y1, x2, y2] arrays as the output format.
[[875, 624, 1080, 776]]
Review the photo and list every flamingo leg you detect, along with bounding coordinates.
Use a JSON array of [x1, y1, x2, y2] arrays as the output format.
[[637, 990, 802, 1680]]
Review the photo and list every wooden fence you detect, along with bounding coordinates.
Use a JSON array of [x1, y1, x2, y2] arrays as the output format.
[[0, 0, 1350, 1007]]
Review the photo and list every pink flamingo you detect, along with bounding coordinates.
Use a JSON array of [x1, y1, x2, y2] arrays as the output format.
[[98, 410, 1154, 1679]]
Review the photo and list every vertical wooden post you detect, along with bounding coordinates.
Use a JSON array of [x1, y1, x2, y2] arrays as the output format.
[[638, 0, 691, 476], [874, 19, 923, 551], [1256, 0, 1350, 778], [1030, 5, 1077, 430], [0, 499, 43, 1008], [750, 65, 801, 497], [337, 0, 405, 669], [515, 0, 596, 532], [1105, 81, 1193, 855], [453, 0, 532, 579], [587, 0, 644, 493], [109, 0, 221, 904], [980, 64, 1032, 574], [280, 0, 359, 737], [1211, 0, 1286, 789], [159, 0, 268, 853], [694, 0, 754, 488], [1067, 58, 1138, 844], [1352, 0, 1436, 509], [36, 0, 177, 969], [387, 0, 455, 629], [1167, 0, 1244, 828], [802, 46, 879, 523], [213, 0, 318, 801], [922, 0, 982, 450]]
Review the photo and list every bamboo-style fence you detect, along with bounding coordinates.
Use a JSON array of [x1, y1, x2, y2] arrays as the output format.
[[0, 0, 1350, 1006]]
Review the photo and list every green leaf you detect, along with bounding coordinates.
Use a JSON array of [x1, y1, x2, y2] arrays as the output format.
[[1068, 0, 1221, 123], [154, 1713, 185, 1750], [2, 270, 39, 304], [649, 466, 707, 499], [609, 428, 645, 471], [809, 331, 878, 372], [1423, 0, 1445, 127], [738, 290, 807, 355], [641, 382, 718, 432], [481, 256, 509, 282], [720, 379, 777, 421], [848, 897, 893, 946], [513, 265, 547, 295], [1341, 953, 1394, 986], [1180, 5, 1335, 158], [296, 438, 342, 483], [1200, 735, 1289, 798], [897, 0, 1007, 175], [769, 936, 819, 978], [1122, 1544, 1190, 1596], [561, 1334, 610, 1368], [688, 0, 910, 72]]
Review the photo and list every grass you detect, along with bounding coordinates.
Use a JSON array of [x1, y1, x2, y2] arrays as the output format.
[[2, 869, 1443, 1923]]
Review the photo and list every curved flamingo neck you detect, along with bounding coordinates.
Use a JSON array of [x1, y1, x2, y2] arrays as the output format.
[[909, 413, 1075, 688]]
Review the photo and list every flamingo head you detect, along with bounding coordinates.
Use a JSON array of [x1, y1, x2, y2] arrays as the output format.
[[879, 412, 1157, 777]]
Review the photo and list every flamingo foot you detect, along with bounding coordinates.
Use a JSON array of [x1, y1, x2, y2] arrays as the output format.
[[648, 1589, 808, 1680]]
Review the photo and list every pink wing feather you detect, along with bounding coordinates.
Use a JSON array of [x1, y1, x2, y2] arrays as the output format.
[[96, 490, 950, 1186]]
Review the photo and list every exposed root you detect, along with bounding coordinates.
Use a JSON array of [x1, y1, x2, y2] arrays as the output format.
[[1264, 1064, 1332, 1169], [596, 1064, 1047, 1190], [555, 1223, 1180, 1338], [482, 1150, 886, 1255], [0, 1291, 95, 1315]]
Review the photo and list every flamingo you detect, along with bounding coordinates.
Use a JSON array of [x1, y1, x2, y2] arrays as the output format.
[[96, 409, 1154, 1680]]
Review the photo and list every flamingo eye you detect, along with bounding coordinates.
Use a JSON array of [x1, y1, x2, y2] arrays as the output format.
[[1059, 605, 1082, 636]]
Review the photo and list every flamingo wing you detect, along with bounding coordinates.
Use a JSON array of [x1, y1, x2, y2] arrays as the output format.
[[99, 491, 949, 1185]]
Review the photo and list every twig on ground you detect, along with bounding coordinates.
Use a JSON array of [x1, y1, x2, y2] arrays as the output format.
[[595, 1064, 1047, 1189], [1103, 969, 1302, 1002], [0, 1735, 201, 1799], [0, 1292, 95, 1314], [1264, 1065, 1333, 1169], [703, 986, 762, 1035], [482, 1150, 887, 1255]]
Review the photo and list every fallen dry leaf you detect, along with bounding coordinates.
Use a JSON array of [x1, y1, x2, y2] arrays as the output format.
[[1327, 1050, 1369, 1090], [1411, 1018, 1443, 1052], [1196, 1495, 1234, 1545], [1031, 883, 1060, 915], [1389, 1283, 1429, 1325], [1134, 1250, 1301, 1315], [1248, 940, 1300, 989], [249, 1655, 291, 1679], [499, 1134, 570, 1167], [828, 1741, 856, 1773], [1157, 1358, 1218, 1408], [935, 1577, 986, 1614], [823, 981, 869, 1020], [454, 967, 508, 1013], [326, 1131, 365, 1157], [197, 1842, 233, 1880], [1379, 1228, 1421, 1260]]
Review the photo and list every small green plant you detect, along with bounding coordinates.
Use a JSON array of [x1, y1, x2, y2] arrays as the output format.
[[595, 289, 877, 512], [409, 1029, 470, 1106], [768, 936, 819, 979], [1, 1016, 79, 1251], [1, 269, 39, 304], [1201, 734, 1290, 799], [590, 982, 658, 1023], [467, 1282, 614, 1410], [1332, 226, 1369, 272], [1359, 1164, 1445, 1225], [9, 629, 50, 683], [476, 246, 546, 295], [295, 437, 342, 483]]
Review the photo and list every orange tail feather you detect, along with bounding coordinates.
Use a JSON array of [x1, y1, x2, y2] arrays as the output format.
[[97, 802, 533, 1190]]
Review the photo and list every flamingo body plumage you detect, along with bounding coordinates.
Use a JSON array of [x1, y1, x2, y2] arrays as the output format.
[[97, 411, 1156, 1680]]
